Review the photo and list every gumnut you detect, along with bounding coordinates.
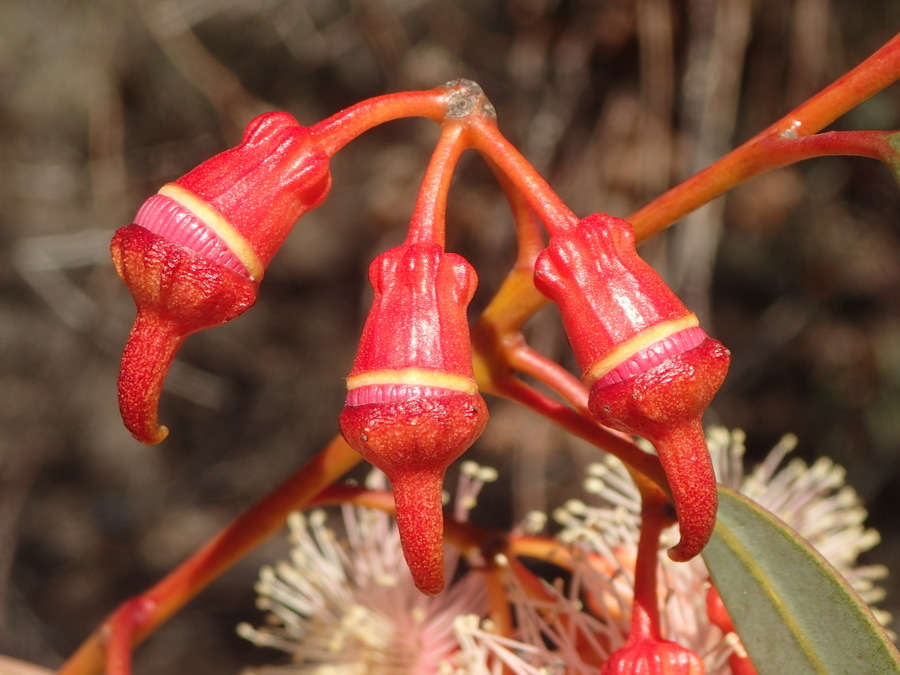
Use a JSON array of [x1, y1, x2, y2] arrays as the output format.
[[339, 243, 487, 595], [113, 112, 332, 444], [534, 214, 730, 561], [602, 637, 706, 675]]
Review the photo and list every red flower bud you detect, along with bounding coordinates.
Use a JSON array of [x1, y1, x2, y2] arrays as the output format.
[[602, 638, 706, 675], [705, 584, 735, 635], [113, 112, 332, 444], [339, 243, 488, 595], [706, 585, 757, 674], [534, 214, 730, 561]]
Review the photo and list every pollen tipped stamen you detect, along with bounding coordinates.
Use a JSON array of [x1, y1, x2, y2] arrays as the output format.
[[134, 194, 250, 279], [595, 326, 708, 389]]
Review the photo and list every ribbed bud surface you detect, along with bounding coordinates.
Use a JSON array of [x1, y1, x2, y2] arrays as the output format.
[[340, 243, 487, 594], [535, 214, 730, 561]]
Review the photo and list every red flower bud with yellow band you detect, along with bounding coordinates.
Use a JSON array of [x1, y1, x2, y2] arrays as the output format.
[[113, 112, 331, 444], [339, 115, 488, 596], [339, 242, 487, 596], [534, 213, 730, 562]]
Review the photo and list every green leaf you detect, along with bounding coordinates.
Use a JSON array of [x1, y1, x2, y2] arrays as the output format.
[[702, 485, 899, 675]]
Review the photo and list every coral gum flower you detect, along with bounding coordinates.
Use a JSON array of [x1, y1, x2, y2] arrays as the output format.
[[534, 214, 730, 561], [113, 112, 332, 444], [340, 243, 487, 596]]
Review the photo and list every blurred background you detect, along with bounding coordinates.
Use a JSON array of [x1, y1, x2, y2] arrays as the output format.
[[0, 0, 898, 671]]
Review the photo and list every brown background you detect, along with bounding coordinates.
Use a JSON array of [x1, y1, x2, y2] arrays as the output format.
[[0, 0, 898, 671]]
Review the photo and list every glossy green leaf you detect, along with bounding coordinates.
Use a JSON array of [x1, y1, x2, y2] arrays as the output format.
[[702, 485, 899, 675]]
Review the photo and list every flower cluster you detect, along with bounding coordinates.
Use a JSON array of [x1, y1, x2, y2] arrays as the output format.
[[97, 70, 900, 674], [112, 82, 729, 600], [239, 429, 889, 673]]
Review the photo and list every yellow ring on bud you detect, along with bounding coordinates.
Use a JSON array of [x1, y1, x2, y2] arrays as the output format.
[[347, 368, 478, 394], [583, 314, 700, 387], [159, 183, 265, 282]]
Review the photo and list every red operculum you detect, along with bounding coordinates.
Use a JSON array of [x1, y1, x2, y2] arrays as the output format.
[[590, 338, 731, 560], [175, 112, 332, 267], [339, 391, 488, 595], [111, 225, 258, 444]]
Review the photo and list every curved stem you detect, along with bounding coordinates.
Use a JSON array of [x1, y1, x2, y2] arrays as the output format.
[[468, 113, 579, 234], [310, 80, 490, 157], [58, 436, 362, 675], [504, 342, 590, 413], [485, 372, 668, 492], [406, 122, 470, 248], [628, 33, 900, 240], [474, 162, 549, 336], [765, 129, 898, 163], [310, 87, 448, 155]]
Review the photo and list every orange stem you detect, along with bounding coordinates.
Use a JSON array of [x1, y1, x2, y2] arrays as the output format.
[[405, 122, 470, 248], [486, 372, 668, 492], [468, 113, 579, 233], [628, 33, 900, 240], [58, 436, 362, 675]]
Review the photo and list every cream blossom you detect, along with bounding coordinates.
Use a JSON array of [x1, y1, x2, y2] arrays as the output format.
[[238, 463, 497, 674], [240, 430, 890, 673], [537, 427, 891, 672]]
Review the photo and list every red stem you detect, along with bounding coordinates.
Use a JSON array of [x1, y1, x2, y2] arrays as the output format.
[[58, 436, 362, 675], [629, 496, 670, 641], [488, 373, 668, 491], [629, 33, 900, 240], [505, 342, 591, 412], [759, 129, 898, 164], [310, 87, 449, 155], [468, 114, 579, 233], [310, 80, 488, 157], [405, 122, 469, 248]]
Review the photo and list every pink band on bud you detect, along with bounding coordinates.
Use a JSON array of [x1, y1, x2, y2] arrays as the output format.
[[345, 383, 463, 407], [134, 194, 249, 278], [595, 326, 708, 389]]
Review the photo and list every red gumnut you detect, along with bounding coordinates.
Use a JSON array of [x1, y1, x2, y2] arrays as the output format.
[[112, 227, 257, 444], [339, 243, 488, 595], [534, 214, 730, 561], [112, 112, 332, 444], [601, 638, 706, 675]]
